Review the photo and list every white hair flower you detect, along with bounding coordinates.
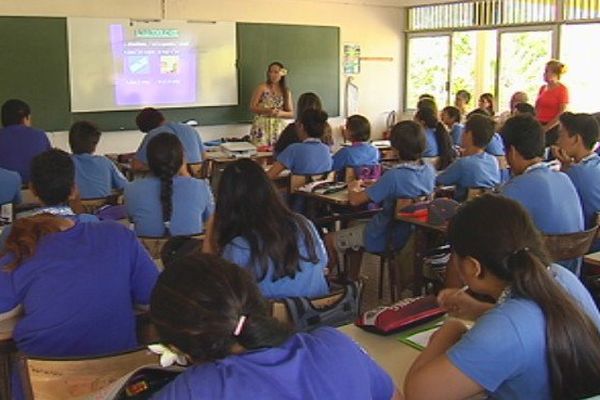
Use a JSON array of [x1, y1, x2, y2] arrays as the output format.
[[280, 68, 288, 77], [148, 344, 189, 367]]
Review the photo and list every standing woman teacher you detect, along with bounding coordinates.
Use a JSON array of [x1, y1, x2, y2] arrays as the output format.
[[250, 62, 294, 146], [535, 60, 569, 146]]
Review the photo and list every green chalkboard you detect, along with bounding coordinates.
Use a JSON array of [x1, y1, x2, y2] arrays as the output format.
[[0, 18, 339, 132]]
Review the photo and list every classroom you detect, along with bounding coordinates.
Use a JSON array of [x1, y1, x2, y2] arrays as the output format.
[[1, 0, 600, 399]]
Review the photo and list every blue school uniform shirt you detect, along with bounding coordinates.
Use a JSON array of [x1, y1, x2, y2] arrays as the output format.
[[72, 153, 128, 199], [436, 152, 500, 201], [152, 327, 394, 400], [501, 163, 583, 235], [332, 142, 380, 172], [422, 127, 439, 157], [125, 176, 214, 237], [0, 124, 51, 183], [136, 121, 204, 164], [221, 215, 328, 299], [364, 162, 436, 253], [485, 133, 505, 156], [565, 153, 600, 229], [450, 123, 465, 146], [447, 264, 600, 400], [0, 167, 21, 204], [277, 138, 333, 174], [0, 221, 159, 357]]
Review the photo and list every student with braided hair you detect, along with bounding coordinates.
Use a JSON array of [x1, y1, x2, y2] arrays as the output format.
[[125, 133, 214, 237]]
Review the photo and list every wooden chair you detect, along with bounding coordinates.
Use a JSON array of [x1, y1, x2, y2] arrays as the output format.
[[543, 226, 598, 264], [69, 192, 124, 215], [19, 348, 159, 400], [466, 187, 494, 201], [187, 162, 204, 178], [139, 234, 205, 260]]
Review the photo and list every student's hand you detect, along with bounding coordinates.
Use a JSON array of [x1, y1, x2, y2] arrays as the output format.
[[348, 179, 364, 193], [551, 146, 573, 170], [270, 108, 280, 117], [437, 288, 493, 321]]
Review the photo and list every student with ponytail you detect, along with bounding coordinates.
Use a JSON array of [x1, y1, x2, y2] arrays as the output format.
[[125, 133, 214, 237], [150, 253, 399, 400], [404, 195, 600, 400], [414, 107, 455, 169]]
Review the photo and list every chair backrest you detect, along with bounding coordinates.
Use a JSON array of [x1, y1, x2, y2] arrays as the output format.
[[466, 187, 493, 201], [289, 171, 335, 193], [496, 155, 509, 170], [139, 234, 204, 260], [271, 289, 346, 327], [422, 157, 440, 170], [543, 226, 598, 262], [19, 348, 159, 400], [71, 197, 108, 214]]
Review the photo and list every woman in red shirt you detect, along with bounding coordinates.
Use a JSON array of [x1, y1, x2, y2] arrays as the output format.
[[535, 60, 569, 146]]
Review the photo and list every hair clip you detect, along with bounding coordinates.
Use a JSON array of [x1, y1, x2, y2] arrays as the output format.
[[280, 68, 288, 76], [233, 315, 247, 337], [512, 247, 530, 256]]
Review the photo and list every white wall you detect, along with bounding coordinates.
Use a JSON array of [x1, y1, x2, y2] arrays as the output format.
[[1, 0, 404, 154]]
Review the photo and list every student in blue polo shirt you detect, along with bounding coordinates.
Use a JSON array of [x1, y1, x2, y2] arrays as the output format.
[[150, 253, 397, 400], [414, 106, 455, 170], [441, 106, 464, 146], [0, 167, 21, 205], [204, 159, 328, 299], [405, 195, 600, 400], [554, 112, 600, 249], [267, 109, 333, 178], [0, 150, 99, 251], [0, 99, 51, 184], [69, 121, 127, 199], [125, 133, 214, 237], [332, 114, 379, 176], [436, 114, 500, 201], [325, 121, 435, 279], [500, 114, 583, 236], [132, 107, 205, 171]]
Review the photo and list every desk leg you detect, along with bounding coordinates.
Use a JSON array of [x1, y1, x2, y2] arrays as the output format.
[[412, 228, 427, 297], [0, 339, 17, 400]]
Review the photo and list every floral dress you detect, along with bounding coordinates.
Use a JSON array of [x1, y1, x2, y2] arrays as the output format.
[[250, 90, 285, 146]]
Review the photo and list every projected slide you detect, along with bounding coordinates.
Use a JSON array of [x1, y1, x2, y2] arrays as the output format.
[[68, 18, 237, 112], [110, 24, 197, 106]]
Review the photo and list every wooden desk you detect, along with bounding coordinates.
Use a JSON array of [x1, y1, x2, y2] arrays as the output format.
[[338, 324, 419, 387], [584, 251, 600, 268], [295, 188, 350, 206]]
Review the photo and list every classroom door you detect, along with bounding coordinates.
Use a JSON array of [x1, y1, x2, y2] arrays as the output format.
[[497, 29, 554, 112], [405, 35, 451, 110]]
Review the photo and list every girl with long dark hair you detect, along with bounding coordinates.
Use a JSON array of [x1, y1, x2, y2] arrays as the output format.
[[249, 61, 294, 146], [204, 158, 328, 298], [405, 194, 600, 400], [414, 107, 455, 169], [150, 253, 398, 399], [125, 133, 214, 237]]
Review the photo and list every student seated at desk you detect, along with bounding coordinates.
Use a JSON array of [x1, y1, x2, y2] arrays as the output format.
[[0, 99, 51, 184], [69, 121, 128, 199], [325, 121, 435, 279], [0, 166, 21, 205], [332, 114, 380, 179], [125, 133, 214, 237], [404, 195, 600, 400], [274, 92, 332, 156], [554, 112, 600, 250], [0, 150, 99, 250], [500, 115, 583, 272], [267, 109, 333, 179], [203, 159, 328, 299], [150, 253, 398, 400], [440, 106, 464, 147], [132, 107, 205, 172], [436, 114, 500, 201], [414, 107, 455, 170]]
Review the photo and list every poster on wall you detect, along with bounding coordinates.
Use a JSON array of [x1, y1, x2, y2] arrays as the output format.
[[343, 44, 361, 75]]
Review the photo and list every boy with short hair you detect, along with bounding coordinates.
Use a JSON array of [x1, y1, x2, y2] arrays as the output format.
[[69, 121, 128, 199], [437, 114, 500, 201], [332, 114, 379, 178]]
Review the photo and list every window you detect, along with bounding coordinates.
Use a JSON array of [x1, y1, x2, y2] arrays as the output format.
[[406, 36, 450, 109]]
